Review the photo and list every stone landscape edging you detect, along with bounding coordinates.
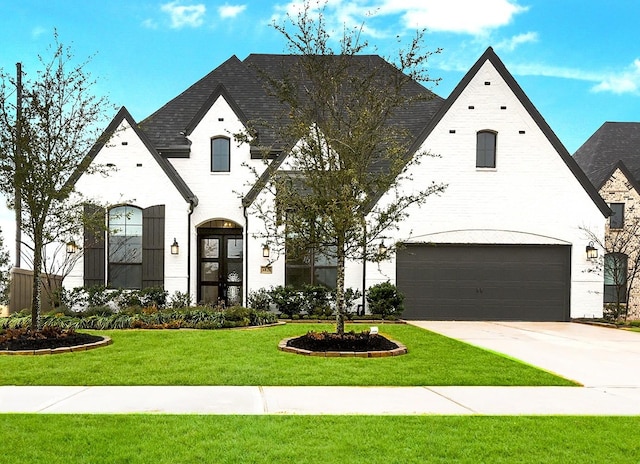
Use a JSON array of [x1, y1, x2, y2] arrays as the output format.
[[0, 336, 112, 356], [278, 336, 407, 358]]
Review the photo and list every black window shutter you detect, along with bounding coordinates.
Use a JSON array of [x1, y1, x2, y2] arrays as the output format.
[[142, 205, 165, 289], [83, 204, 106, 287]]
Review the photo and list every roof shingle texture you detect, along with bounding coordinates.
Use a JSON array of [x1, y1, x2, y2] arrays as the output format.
[[574, 122, 640, 188], [138, 54, 444, 154]]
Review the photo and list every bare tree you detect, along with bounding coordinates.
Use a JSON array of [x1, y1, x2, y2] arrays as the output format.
[[0, 32, 113, 329], [243, 1, 446, 334]]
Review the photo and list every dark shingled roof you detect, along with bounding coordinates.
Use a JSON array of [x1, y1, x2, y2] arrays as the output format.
[[138, 54, 444, 156], [573, 122, 640, 189]]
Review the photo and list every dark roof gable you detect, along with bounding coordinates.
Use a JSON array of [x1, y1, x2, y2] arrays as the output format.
[[573, 122, 640, 189]]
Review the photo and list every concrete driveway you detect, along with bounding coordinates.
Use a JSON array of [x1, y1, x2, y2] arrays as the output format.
[[409, 321, 640, 388]]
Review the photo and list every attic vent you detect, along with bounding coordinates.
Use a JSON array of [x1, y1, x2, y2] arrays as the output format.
[[121, 141, 128, 145], [106, 163, 115, 167], [218, 118, 224, 121], [519, 130, 526, 134], [449, 129, 456, 134], [500, 106, 507, 110], [484, 81, 491, 85], [468, 105, 475, 110], [136, 163, 142, 167]]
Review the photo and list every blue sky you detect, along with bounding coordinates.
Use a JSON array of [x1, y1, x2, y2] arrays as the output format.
[[0, 0, 639, 258]]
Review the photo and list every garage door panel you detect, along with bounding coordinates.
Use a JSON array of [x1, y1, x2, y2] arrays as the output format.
[[397, 244, 571, 321]]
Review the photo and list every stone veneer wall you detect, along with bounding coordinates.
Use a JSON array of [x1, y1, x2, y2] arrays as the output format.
[[600, 168, 640, 319]]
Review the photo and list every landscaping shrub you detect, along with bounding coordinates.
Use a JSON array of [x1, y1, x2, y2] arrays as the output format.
[[366, 282, 404, 317], [0, 306, 277, 331], [168, 291, 192, 309], [269, 285, 303, 318], [301, 285, 332, 317], [247, 288, 272, 312]]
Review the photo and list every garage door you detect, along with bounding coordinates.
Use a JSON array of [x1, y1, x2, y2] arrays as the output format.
[[397, 244, 571, 321]]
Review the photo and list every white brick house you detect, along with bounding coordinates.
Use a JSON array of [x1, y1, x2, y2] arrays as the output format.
[[66, 48, 608, 320]]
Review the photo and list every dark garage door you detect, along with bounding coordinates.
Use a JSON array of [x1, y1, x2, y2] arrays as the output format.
[[397, 244, 571, 321]]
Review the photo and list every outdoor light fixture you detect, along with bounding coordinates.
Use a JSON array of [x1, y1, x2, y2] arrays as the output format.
[[262, 244, 270, 258], [171, 238, 179, 255], [586, 241, 598, 260], [378, 240, 387, 255], [66, 240, 78, 254]]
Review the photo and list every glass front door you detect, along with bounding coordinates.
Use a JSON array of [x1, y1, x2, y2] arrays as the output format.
[[198, 229, 243, 306]]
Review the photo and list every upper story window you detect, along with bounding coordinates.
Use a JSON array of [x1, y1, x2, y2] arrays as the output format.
[[610, 203, 624, 229], [476, 131, 497, 168], [108, 205, 143, 289], [211, 137, 230, 172]]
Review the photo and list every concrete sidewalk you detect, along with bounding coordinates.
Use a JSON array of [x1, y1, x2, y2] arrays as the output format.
[[2, 385, 640, 415]]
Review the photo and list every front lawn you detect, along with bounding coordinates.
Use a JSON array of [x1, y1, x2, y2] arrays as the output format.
[[2, 415, 637, 463], [0, 324, 576, 386]]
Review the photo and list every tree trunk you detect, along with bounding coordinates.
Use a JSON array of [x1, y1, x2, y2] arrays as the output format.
[[30, 237, 43, 331], [335, 236, 346, 336]]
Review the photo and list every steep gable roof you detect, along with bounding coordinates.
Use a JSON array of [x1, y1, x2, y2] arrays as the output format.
[[599, 159, 640, 194], [573, 122, 640, 189], [407, 47, 609, 217], [73, 106, 198, 206]]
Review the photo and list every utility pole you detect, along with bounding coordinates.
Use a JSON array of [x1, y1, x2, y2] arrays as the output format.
[[15, 62, 22, 268]]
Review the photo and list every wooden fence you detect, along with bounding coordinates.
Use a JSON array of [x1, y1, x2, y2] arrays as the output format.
[[8, 267, 62, 314]]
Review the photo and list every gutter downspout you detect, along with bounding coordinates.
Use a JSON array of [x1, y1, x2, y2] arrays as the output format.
[[187, 201, 194, 301]]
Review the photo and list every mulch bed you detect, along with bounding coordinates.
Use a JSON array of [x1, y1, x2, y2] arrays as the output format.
[[0, 328, 104, 351], [287, 330, 399, 352]]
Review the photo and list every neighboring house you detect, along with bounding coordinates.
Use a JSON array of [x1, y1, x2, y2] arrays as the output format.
[[574, 122, 640, 319], [66, 47, 608, 321]]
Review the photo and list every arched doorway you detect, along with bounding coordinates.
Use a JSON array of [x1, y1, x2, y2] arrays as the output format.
[[197, 219, 243, 306]]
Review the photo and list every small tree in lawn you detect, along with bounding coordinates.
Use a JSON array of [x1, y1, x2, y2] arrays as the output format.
[[244, 1, 446, 335], [0, 32, 113, 330]]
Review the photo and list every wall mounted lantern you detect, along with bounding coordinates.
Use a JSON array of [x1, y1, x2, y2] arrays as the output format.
[[66, 240, 79, 254], [586, 242, 598, 260], [262, 244, 270, 258], [171, 238, 179, 255]]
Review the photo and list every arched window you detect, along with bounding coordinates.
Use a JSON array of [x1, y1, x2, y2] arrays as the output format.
[[211, 137, 230, 172], [476, 131, 497, 168], [108, 205, 143, 289], [604, 252, 628, 304]]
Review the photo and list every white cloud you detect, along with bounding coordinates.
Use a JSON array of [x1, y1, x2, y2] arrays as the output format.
[[592, 59, 640, 95], [31, 26, 48, 39], [272, 0, 528, 37], [161, 1, 206, 28], [219, 4, 247, 19], [142, 18, 159, 29], [378, 0, 528, 35], [495, 32, 538, 52]]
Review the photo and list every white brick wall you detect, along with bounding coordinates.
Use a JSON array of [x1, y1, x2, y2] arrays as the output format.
[[368, 60, 605, 318]]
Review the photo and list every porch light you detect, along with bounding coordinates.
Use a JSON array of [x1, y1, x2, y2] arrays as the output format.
[[586, 242, 598, 260], [378, 241, 387, 255], [171, 238, 179, 255], [262, 244, 270, 258], [66, 240, 79, 254]]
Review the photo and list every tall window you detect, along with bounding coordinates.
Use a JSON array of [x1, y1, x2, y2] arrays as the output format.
[[610, 203, 625, 229], [108, 205, 143, 289], [476, 131, 497, 168], [211, 137, 230, 172], [284, 219, 337, 289], [604, 252, 628, 304]]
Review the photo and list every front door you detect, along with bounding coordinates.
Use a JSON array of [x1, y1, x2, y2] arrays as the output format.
[[198, 229, 243, 306]]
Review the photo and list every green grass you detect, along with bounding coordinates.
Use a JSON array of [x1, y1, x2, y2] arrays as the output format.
[[0, 324, 576, 386], [2, 415, 638, 463]]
